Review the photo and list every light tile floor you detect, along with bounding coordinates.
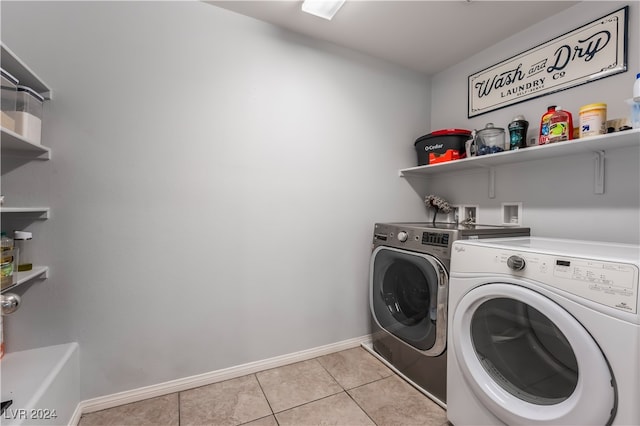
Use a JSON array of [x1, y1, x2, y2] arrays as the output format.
[[78, 346, 449, 426]]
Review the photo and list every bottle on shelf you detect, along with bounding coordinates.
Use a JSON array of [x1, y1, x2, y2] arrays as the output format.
[[538, 105, 556, 145], [508, 115, 529, 150], [1, 313, 3, 359], [13, 231, 33, 272], [1, 232, 16, 290], [547, 107, 574, 143], [631, 73, 640, 129]]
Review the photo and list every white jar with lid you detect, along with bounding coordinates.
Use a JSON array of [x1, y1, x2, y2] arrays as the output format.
[[15, 85, 44, 144], [13, 231, 33, 272]]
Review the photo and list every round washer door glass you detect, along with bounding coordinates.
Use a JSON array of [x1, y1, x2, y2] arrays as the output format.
[[452, 283, 615, 425], [370, 246, 447, 353], [471, 297, 578, 405]]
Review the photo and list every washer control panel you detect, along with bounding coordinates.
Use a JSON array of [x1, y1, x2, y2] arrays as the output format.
[[452, 244, 639, 314]]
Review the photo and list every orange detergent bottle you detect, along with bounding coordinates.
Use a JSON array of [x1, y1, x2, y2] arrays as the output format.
[[547, 107, 574, 143], [538, 105, 556, 145]]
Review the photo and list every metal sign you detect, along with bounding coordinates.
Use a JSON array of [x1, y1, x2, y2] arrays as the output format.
[[468, 6, 628, 118]]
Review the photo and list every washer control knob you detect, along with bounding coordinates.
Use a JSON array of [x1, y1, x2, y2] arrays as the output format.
[[507, 255, 526, 271], [397, 231, 408, 242]]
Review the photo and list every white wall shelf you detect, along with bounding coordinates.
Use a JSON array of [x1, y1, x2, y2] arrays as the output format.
[[1, 127, 51, 160], [1, 43, 52, 99], [399, 129, 640, 196], [1, 265, 49, 294], [1, 207, 50, 219], [0, 45, 52, 312]]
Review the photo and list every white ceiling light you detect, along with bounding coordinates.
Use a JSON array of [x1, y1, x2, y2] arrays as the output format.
[[301, 0, 346, 20]]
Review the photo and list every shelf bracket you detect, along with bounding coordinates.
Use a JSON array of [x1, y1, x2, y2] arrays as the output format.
[[488, 167, 496, 199], [594, 150, 605, 194]]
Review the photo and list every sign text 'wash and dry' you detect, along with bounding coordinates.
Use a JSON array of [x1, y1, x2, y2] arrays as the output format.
[[468, 7, 628, 117]]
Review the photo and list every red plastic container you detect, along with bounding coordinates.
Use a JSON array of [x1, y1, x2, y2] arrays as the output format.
[[414, 129, 472, 166], [538, 105, 556, 145], [548, 107, 574, 143]]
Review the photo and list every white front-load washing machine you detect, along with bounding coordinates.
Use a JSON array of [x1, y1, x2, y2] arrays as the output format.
[[447, 237, 640, 426]]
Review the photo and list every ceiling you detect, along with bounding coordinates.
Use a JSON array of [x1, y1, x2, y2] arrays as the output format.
[[208, 1, 579, 75]]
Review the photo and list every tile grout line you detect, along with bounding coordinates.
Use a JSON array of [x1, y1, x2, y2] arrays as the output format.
[[313, 355, 344, 391], [313, 351, 384, 425], [177, 391, 181, 426], [343, 374, 399, 426], [260, 357, 345, 418], [253, 373, 279, 425], [344, 389, 379, 426]]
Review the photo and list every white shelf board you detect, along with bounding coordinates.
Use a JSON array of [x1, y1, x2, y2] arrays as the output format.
[[1, 265, 49, 294], [1, 43, 52, 99], [1, 207, 50, 218], [0, 127, 51, 160], [400, 128, 640, 177]]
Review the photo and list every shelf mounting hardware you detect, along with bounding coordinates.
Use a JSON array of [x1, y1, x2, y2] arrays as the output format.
[[594, 150, 605, 194], [488, 167, 496, 199]]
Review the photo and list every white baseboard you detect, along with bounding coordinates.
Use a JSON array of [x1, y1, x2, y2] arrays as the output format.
[[70, 335, 371, 424]]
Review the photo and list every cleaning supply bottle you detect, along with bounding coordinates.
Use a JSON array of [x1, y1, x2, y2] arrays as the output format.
[[538, 105, 556, 145], [1, 232, 15, 290], [508, 115, 529, 150], [632, 73, 640, 129], [13, 231, 32, 272], [548, 107, 573, 143], [0, 314, 4, 360]]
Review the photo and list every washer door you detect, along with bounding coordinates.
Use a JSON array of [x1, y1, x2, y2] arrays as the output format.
[[370, 246, 447, 355], [452, 283, 615, 425]]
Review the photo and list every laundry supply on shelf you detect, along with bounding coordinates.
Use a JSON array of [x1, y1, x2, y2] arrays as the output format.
[[14, 85, 44, 144], [579, 103, 607, 138], [538, 105, 556, 145], [508, 115, 529, 150], [13, 231, 33, 272], [631, 73, 640, 129], [1, 232, 15, 290], [547, 107, 573, 144], [0, 69, 18, 132]]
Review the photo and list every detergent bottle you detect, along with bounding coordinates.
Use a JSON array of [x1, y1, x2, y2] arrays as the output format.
[[547, 107, 573, 143], [538, 105, 556, 145]]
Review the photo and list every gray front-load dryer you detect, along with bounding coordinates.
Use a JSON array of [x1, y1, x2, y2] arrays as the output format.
[[367, 222, 530, 407]]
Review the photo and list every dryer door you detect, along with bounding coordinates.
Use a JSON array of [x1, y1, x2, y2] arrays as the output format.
[[452, 283, 615, 425], [370, 246, 448, 355]]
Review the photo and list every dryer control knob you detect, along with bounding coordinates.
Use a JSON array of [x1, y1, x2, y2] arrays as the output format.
[[507, 255, 526, 271], [397, 231, 408, 242]]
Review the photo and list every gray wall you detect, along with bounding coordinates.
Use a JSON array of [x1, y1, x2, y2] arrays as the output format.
[[427, 1, 640, 243], [2, 0, 638, 402], [1, 1, 430, 399]]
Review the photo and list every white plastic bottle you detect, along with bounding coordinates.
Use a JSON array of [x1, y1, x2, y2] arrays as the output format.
[[632, 73, 640, 128]]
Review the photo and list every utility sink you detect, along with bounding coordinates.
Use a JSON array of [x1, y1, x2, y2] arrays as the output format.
[[1, 343, 79, 425]]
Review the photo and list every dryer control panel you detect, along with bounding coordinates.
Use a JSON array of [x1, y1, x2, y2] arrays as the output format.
[[451, 243, 639, 314]]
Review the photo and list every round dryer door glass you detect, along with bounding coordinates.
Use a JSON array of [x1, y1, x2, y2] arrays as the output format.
[[382, 260, 430, 326], [471, 298, 578, 405], [370, 247, 447, 353]]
